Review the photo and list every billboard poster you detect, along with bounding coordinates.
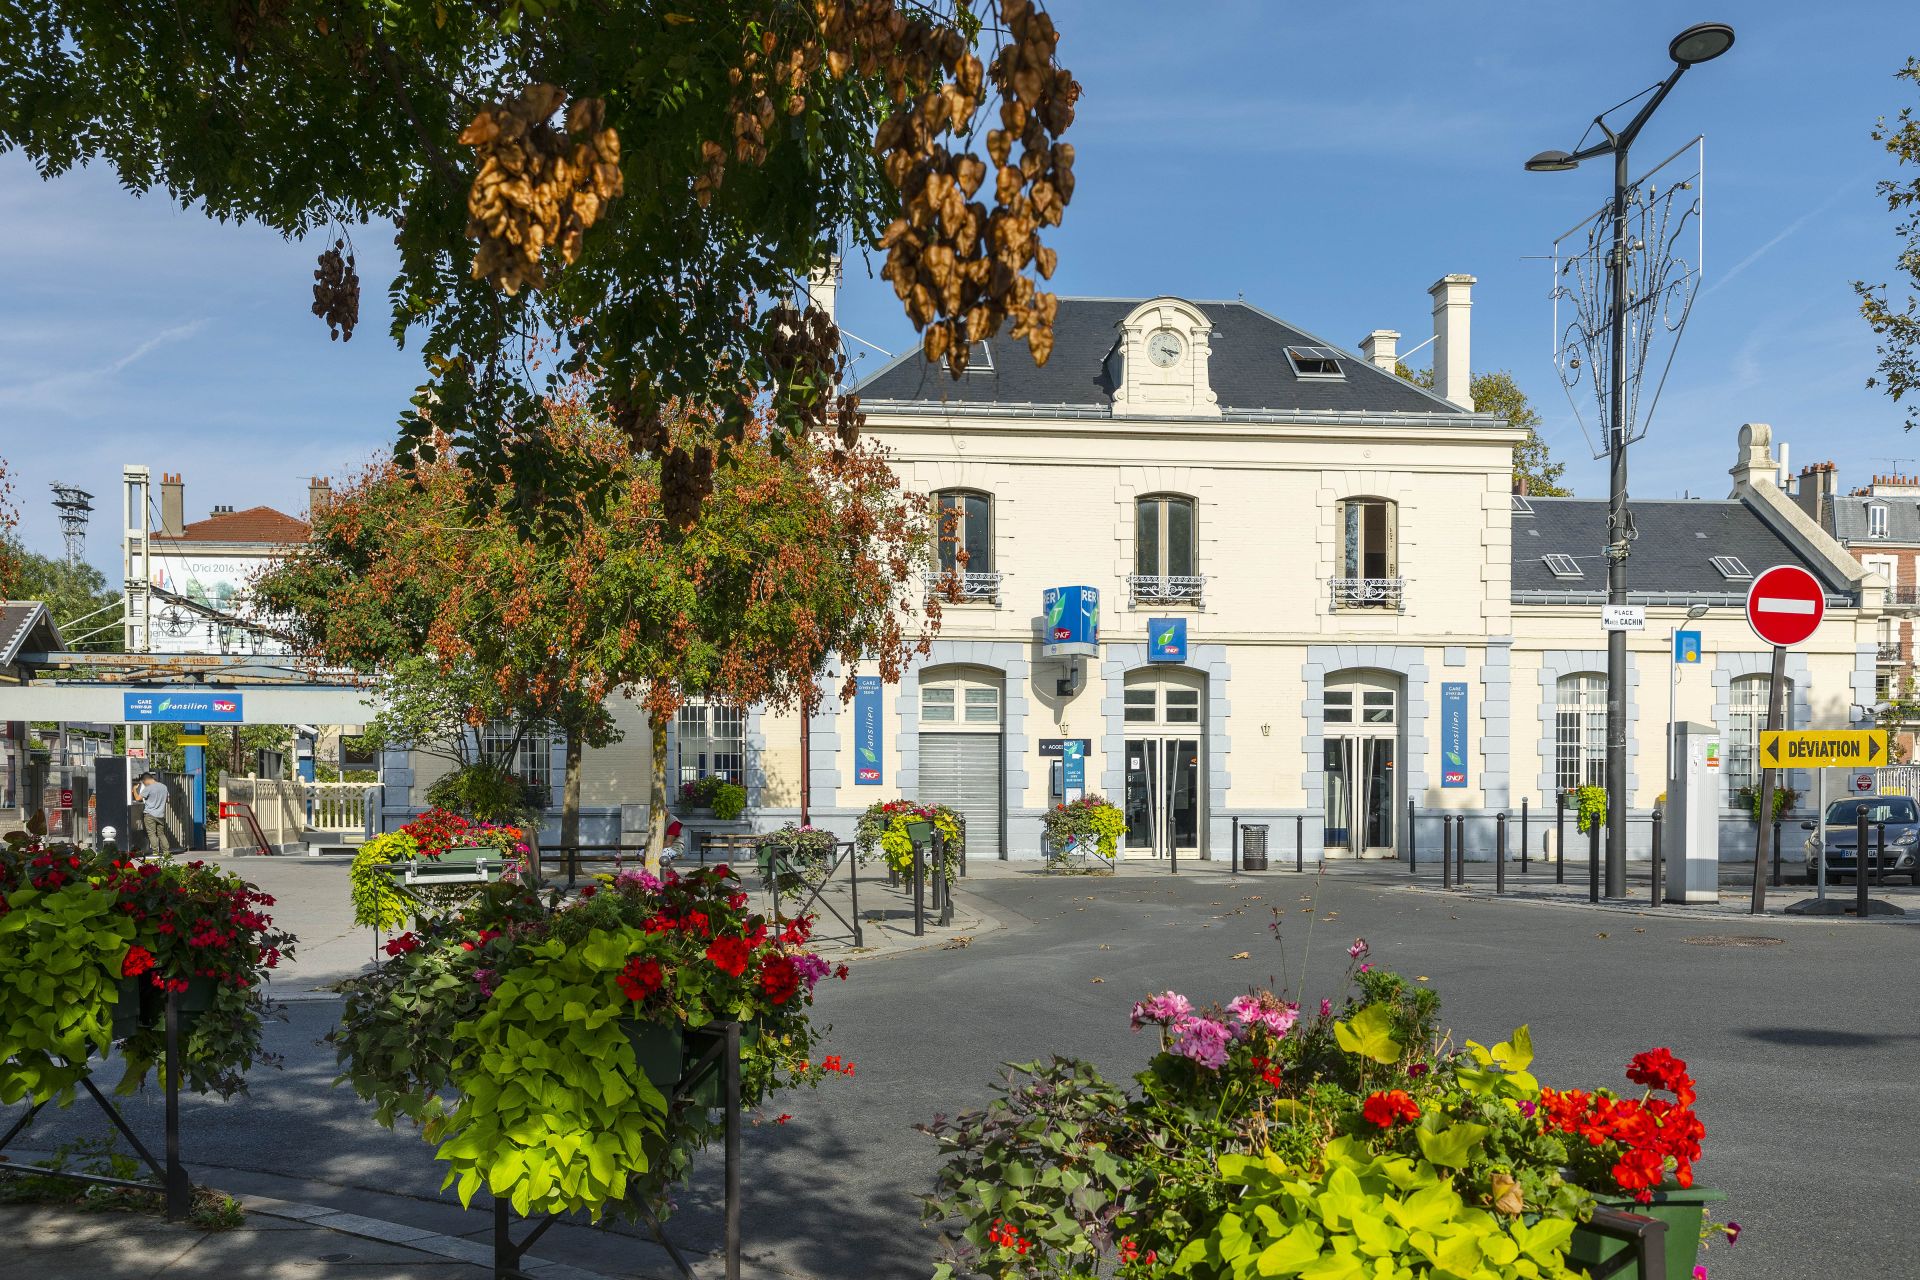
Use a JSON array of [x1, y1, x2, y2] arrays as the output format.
[[1440, 682, 1468, 789], [853, 676, 883, 785], [148, 552, 288, 656], [124, 691, 245, 723], [1041, 585, 1099, 657], [1148, 617, 1187, 663]]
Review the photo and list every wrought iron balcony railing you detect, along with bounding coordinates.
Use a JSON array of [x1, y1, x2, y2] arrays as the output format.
[[1878, 641, 1903, 662], [925, 570, 1003, 604], [1128, 573, 1205, 605], [1331, 577, 1405, 612]]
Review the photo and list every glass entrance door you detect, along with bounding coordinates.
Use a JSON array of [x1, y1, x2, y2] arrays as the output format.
[[1125, 737, 1200, 857], [1323, 735, 1395, 854]]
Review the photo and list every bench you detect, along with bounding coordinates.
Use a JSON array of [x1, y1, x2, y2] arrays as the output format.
[[699, 832, 760, 866]]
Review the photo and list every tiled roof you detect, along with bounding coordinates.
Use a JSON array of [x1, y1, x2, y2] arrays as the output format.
[[0, 601, 63, 669], [1833, 495, 1920, 545], [1512, 498, 1852, 596], [854, 297, 1469, 417], [154, 506, 309, 545]]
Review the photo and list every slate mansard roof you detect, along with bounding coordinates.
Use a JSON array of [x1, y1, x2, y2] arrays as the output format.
[[1512, 498, 1854, 598], [853, 297, 1467, 417], [1832, 494, 1920, 545]]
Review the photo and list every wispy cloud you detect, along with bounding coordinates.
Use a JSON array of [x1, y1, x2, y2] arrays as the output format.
[[0, 318, 209, 413], [1706, 177, 1866, 295]]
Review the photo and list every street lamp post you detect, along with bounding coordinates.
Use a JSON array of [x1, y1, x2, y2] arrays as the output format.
[[1525, 22, 1735, 899]]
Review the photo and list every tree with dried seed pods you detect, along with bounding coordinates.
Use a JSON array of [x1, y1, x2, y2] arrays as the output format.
[[2, 1, 1079, 528]]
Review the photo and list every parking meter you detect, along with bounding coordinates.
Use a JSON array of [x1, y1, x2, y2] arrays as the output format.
[[1667, 722, 1721, 903]]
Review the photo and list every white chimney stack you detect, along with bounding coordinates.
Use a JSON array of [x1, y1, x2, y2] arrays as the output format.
[[1428, 274, 1475, 410], [1359, 329, 1401, 373], [808, 254, 842, 325], [1777, 441, 1790, 492]]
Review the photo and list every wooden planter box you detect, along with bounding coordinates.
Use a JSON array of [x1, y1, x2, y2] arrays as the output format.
[[1568, 1186, 1727, 1279]]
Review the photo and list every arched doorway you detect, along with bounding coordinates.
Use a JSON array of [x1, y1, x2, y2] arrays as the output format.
[[916, 665, 1005, 859], [1323, 671, 1400, 857], [1122, 668, 1204, 859]]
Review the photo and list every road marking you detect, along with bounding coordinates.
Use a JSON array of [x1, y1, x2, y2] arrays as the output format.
[[1755, 597, 1816, 614]]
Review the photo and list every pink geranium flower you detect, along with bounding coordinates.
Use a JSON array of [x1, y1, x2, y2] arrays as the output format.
[[1169, 1016, 1233, 1070], [1129, 991, 1193, 1030], [1227, 993, 1300, 1040]]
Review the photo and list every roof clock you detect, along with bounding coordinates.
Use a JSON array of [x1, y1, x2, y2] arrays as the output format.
[[1147, 329, 1184, 367], [1113, 298, 1220, 418]]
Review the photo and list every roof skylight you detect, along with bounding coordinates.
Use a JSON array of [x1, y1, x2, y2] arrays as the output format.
[[1285, 345, 1345, 379], [1710, 555, 1751, 580], [1543, 554, 1582, 579]]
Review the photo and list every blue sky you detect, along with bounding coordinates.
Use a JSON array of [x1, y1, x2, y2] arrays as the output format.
[[2, 0, 1915, 577]]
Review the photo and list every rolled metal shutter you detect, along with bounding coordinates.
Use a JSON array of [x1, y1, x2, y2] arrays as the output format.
[[918, 733, 1002, 859]]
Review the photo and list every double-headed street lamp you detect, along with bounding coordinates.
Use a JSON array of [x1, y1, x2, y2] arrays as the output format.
[[1524, 22, 1735, 899]]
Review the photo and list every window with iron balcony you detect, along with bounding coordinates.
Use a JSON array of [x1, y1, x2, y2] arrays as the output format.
[[1130, 494, 1204, 605], [1331, 496, 1402, 611], [928, 489, 1002, 604]]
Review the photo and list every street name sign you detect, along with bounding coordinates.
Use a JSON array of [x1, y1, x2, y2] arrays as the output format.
[[1601, 604, 1645, 631], [1745, 565, 1825, 647], [1760, 730, 1888, 767]]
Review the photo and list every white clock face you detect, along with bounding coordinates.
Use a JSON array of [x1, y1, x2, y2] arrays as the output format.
[[1147, 330, 1184, 368]]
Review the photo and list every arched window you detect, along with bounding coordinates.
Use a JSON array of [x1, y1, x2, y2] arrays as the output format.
[[1555, 673, 1606, 795], [1728, 674, 1794, 796], [934, 489, 998, 600], [1333, 496, 1400, 609], [1133, 494, 1200, 603]]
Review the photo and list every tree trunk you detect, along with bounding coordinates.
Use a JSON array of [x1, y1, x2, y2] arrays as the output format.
[[648, 709, 670, 876], [558, 722, 584, 887]]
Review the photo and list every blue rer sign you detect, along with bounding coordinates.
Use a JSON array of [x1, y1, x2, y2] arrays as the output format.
[[1147, 617, 1187, 663], [1041, 586, 1100, 657], [124, 691, 243, 723], [853, 676, 883, 785], [1440, 682, 1468, 789]]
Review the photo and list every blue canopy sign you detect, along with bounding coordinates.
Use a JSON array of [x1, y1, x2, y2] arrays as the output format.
[[124, 692, 244, 723]]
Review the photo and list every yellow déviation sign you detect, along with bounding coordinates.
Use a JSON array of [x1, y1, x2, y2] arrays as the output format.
[[177, 734, 210, 747], [1759, 730, 1888, 767]]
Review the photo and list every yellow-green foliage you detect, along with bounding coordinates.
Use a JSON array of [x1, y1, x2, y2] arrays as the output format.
[[0, 882, 136, 1105], [350, 832, 420, 930]]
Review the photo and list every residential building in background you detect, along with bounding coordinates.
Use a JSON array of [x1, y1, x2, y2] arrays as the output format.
[[1811, 467, 1920, 757]]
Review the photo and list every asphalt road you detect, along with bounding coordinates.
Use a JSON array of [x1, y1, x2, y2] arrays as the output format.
[[11, 864, 1915, 1279]]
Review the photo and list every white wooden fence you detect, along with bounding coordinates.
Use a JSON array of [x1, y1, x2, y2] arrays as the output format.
[[218, 777, 379, 852]]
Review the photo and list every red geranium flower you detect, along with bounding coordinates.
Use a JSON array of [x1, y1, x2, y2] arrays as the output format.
[[759, 954, 800, 1005], [121, 945, 156, 977], [617, 956, 665, 1002], [705, 936, 751, 977], [1362, 1089, 1421, 1128]]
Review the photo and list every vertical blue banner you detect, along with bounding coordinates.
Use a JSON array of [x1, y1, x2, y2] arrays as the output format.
[[1440, 682, 1468, 789], [1062, 738, 1085, 799], [853, 676, 883, 785]]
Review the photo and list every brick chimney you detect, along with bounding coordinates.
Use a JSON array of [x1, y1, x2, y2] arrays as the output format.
[[1427, 274, 1475, 410], [1359, 329, 1400, 373], [1793, 460, 1836, 531], [159, 472, 184, 537], [308, 477, 332, 520]]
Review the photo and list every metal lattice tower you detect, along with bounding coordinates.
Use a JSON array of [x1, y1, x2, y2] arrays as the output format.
[[50, 483, 94, 564]]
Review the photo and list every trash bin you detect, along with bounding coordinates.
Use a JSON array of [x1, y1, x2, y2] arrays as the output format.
[[1241, 823, 1269, 871]]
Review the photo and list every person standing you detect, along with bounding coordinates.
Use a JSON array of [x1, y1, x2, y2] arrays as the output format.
[[134, 772, 173, 856]]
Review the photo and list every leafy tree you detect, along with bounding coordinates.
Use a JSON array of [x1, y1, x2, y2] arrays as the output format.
[[0, 458, 18, 601], [2, 2, 1079, 521], [5, 545, 123, 649], [1397, 365, 1569, 496], [1856, 57, 1920, 430]]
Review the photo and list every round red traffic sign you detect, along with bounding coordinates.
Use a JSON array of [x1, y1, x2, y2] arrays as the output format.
[[1744, 564, 1825, 647]]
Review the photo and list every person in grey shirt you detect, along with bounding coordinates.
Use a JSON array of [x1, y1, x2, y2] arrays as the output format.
[[134, 772, 173, 856]]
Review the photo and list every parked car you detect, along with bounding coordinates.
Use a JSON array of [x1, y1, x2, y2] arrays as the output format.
[[1802, 796, 1920, 884]]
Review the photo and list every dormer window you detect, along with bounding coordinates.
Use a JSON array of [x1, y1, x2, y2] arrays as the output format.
[[1869, 504, 1889, 538], [1286, 345, 1345, 379]]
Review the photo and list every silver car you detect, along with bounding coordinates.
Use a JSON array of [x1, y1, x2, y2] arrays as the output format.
[[1802, 796, 1920, 884]]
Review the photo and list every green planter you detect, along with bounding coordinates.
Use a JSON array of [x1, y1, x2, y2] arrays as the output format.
[[1568, 1186, 1726, 1279], [621, 1019, 759, 1109], [108, 975, 142, 1042], [137, 974, 219, 1032]]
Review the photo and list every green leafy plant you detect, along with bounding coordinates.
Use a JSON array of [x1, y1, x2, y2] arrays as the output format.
[[710, 782, 748, 821], [425, 762, 548, 824], [857, 799, 965, 877], [1734, 785, 1800, 824], [1572, 785, 1607, 835], [349, 832, 418, 931], [0, 875, 135, 1106], [0, 1135, 246, 1229], [1041, 795, 1126, 871]]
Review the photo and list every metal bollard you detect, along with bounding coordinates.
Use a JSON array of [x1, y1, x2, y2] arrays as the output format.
[[848, 844, 863, 948], [1771, 818, 1783, 888], [1496, 813, 1507, 895], [1521, 798, 1530, 874], [912, 841, 925, 937], [1588, 814, 1601, 904], [1232, 816, 1240, 875], [1651, 811, 1664, 906], [1858, 809, 1871, 918], [1442, 812, 1453, 890], [1296, 814, 1304, 873], [1556, 792, 1567, 885], [1408, 798, 1417, 872], [1455, 815, 1468, 889]]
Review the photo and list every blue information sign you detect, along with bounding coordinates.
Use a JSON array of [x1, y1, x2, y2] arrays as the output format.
[[1440, 682, 1468, 789], [853, 676, 883, 785], [1062, 738, 1086, 798], [1041, 586, 1100, 657], [1674, 629, 1702, 664], [1147, 617, 1187, 663], [123, 692, 244, 723]]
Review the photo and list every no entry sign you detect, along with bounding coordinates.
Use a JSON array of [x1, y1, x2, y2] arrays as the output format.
[[1745, 564, 1825, 648]]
